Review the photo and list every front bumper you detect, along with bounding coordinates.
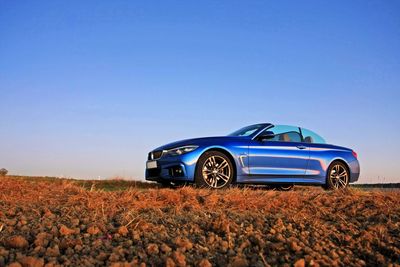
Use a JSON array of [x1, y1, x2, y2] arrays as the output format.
[[146, 163, 189, 182], [145, 150, 201, 182]]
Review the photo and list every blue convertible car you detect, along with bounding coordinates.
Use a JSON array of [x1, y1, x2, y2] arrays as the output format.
[[145, 124, 360, 190]]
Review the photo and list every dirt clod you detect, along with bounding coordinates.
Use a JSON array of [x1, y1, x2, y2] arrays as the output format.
[[117, 226, 128, 236], [294, 258, 306, 267], [146, 243, 159, 255], [86, 226, 100, 235], [59, 225, 74, 236], [6, 236, 28, 249], [19, 256, 44, 267]]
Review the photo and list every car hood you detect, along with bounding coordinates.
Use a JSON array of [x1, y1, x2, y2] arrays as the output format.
[[152, 136, 246, 151]]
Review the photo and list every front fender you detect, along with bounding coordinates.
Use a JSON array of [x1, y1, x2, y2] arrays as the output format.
[[186, 144, 249, 181]]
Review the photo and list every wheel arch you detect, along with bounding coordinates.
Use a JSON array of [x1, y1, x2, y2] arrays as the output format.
[[195, 147, 238, 183]]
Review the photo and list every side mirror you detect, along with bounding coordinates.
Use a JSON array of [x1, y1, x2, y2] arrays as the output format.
[[257, 131, 275, 141]]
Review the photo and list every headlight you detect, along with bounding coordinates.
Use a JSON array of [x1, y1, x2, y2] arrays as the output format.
[[165, 145, 198, 156]]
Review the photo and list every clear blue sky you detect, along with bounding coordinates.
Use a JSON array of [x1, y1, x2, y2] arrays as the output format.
[[1, 1, 399, 183]]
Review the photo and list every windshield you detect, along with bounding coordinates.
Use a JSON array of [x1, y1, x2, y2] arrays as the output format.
[[228, 124, 269, 137]]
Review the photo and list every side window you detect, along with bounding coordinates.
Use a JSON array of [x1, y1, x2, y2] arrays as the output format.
[[301, 128, 326, 144], [262, 125, 302, 142]]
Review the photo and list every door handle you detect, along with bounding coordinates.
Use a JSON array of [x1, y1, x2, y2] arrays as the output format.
[[297, 145, 307, 150]]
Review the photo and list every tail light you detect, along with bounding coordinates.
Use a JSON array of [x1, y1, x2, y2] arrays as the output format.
[[352, 151, 358, 159]]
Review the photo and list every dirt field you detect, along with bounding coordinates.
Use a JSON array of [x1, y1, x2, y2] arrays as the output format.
[[0, 177, 399, 266]]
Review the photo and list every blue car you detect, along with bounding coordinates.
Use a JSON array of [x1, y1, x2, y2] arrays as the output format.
[[145, 124, 360, 190]]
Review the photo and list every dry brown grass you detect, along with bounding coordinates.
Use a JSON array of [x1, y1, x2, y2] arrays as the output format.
[[0, 177, 399, 266]]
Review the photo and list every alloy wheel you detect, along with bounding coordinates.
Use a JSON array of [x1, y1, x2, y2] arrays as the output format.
[[201, 155, 231, 188], [329, 164, 349, 189]]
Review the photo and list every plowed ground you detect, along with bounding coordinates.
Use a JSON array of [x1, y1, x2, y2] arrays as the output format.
[[0, 177, 399, 267]]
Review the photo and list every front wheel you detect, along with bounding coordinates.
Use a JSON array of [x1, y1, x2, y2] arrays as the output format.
[[325, 161, 349, 190], [195, 151, 234, 189]]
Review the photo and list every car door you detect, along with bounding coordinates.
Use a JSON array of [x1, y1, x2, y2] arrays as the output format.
[[248, 125, 310, 177], [300, 127, 329, 180]]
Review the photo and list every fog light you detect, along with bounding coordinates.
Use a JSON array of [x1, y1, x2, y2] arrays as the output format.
[[169, 166, 184, 177]]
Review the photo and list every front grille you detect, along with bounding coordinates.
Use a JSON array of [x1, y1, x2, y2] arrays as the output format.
[[148, 150, 163, 160]]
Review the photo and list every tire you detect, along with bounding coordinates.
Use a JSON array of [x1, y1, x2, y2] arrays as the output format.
[[268, 184, 294, 191], [325, 161, 350, 190], [277, 185, 294, 191], [195, 150, 234, 189]]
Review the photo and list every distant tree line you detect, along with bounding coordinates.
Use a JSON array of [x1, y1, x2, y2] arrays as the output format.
[[0, 168, 8, 176]]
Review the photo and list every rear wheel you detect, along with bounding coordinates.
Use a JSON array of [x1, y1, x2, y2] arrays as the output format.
[[195, 151, 234, 189], [325, 161, 349, 190]]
